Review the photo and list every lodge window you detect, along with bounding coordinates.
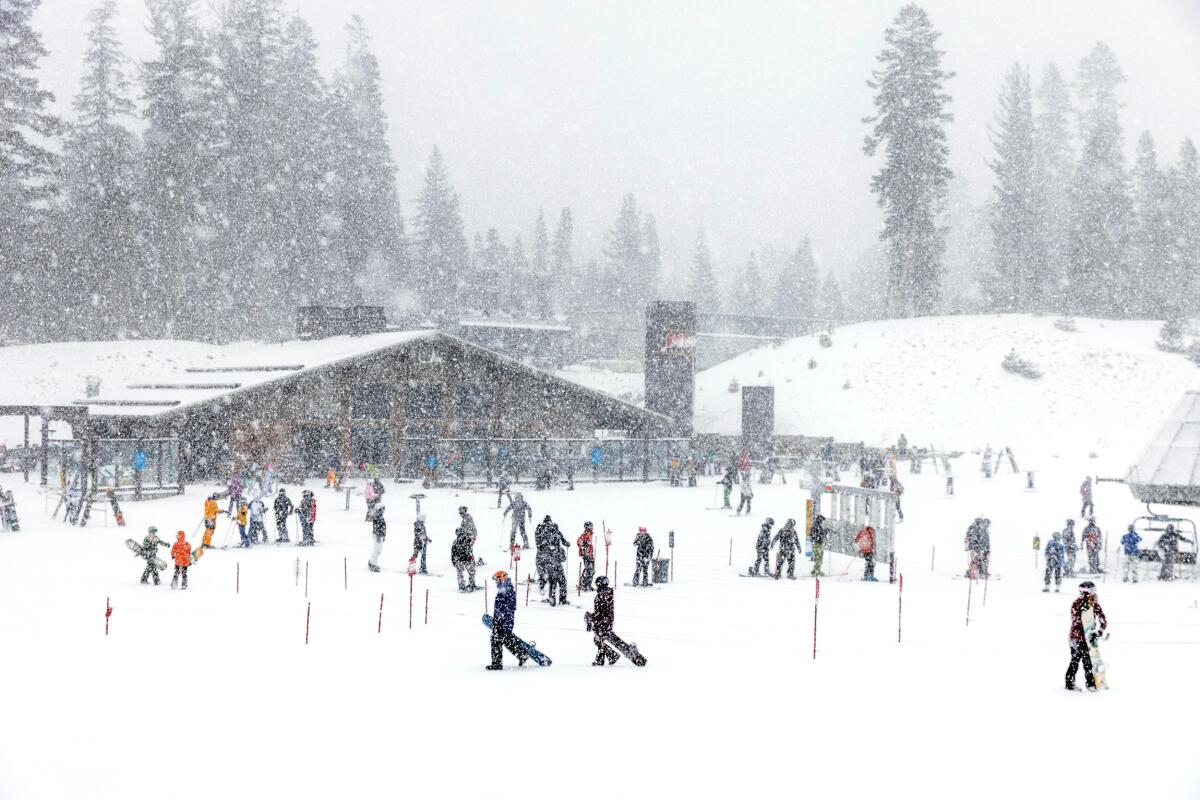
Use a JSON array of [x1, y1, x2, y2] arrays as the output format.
[[454, 384, 493, 419], [405, 383, 445, 419], [351, 384, 390, 420], [351, 427, 389, 464]]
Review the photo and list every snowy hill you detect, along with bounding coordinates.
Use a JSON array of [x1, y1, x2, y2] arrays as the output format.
[[695, 314, 1197, 470]]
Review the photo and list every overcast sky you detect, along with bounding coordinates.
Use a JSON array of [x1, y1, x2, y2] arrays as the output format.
[[32, 0, 1200, 280]]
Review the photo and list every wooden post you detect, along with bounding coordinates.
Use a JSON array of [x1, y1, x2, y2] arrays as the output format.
[[897, 574, 903, 643], [22, 414, 29, 483], [305, 602, 311, 644], [378, 593, 384, 633], [105, 596, 111, 636], [812, 578, 819, 659]]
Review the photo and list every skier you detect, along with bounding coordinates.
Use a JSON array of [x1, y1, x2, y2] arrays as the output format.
[[273, 488, 293, 543], [632, 526, 654, 587], [503, 492, 533, 549], [137, 526, 169, 585], [718, 466, 736, 509], [889, 476, 905, 522], [296, 490, 317, 546], [1119, 524, 1141, 583], [1043, 532, 1065, 592], [976, 519, 992, 578], [809, 514, 827, 577], [1065, 581, 1107, 691], [458, 506, 478, 543], [591, 443, 603, 483], [735, 470, 754, 515], [750, 518, 773, 576], [367, 504, 386, 573], [854, 523, 877, 581], [411, 513, 431, 575], [201, 494, 222, 550], [486, 570, 525, 670], [1157, 524, 1192, 581], [227, 475, 244, 514], [964, 518, 983, 577], [170, 530, 192, 590], [452, 527, 478, 592], [578, 521, 596, 592], [235, 499, 250, 548], [590, 575, 620, 665], [248, 496, 267, 545], [1082, 518, 1103, 574], [496, 473, 512, 509], [1080, 477, 1095, 518], [1062, 519, 1078, 577], [771, 518, 802, 580]]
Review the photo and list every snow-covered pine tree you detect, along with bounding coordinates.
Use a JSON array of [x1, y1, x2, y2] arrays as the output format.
[[507, 233, 530, 317], [412, 146, 468, 318], [774, 238, 818, 319], [602, 195, 644, 310], [863, 3, 954, 318], [1166, 139, 1200, 315], [985, 64, 1046, 313], [1131, 132, 1173, 317], [531, 209, 551, 318], [1035, 62, 1074, 313], [140, 0, 223, 340], [733, 252, 766, 318], [1067, 42, 1133, 317], [687, 230, 721, 314], [60, 0, 142, 340], [551, 208, 574, 312], [475, 228, 507, 316], [819, 270, 847, 322], [642, 214, 662, 305]]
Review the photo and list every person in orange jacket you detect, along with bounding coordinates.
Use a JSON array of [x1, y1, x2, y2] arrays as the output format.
[[170, 531, 192, 590], [235, 500, 250, 548], [855, 524, 878, 582], [577, 522, 596, 592], [201, 494, 225, 549]]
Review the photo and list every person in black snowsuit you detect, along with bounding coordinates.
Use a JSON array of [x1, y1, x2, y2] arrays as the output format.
[[273, 488, 293, 543], [1157, 524, 1193, 581], [367, 505, 386, 572], [1065, 581, 1107, 691], [487, 570, 525, 670], [411, 513, 431, 575], [138, 526, 169, 585], [632, 527, 654, 586], [771, 519, 802, 579], [546, 519, 570, 606], [1062, 519, 1078, 577], [751, 518, 774, 576], [296, 490, 317, 546], [451, 527, 477, 591]]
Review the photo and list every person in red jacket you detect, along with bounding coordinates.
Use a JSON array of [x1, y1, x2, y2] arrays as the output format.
[[855, 524, 877, 582], [577, 522, 596, 592], [1066, 581, 1107, 691], [170, 531, 192, 590]]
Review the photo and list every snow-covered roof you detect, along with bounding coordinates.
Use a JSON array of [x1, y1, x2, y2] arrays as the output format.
[[1128, 391, 1200, 505]]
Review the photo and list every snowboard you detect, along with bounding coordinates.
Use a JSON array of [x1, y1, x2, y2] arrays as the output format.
[[1081, 608, 1109, 690], [0, 492, 19, 531], [623, 583, 661, 589], [481, 613, 551, 666], [125, 538, 167, 570], [600, 630, 648, 667], [739, 572, 775, 578], [191, 546, 206, 566], [107, 491, 125, 527]]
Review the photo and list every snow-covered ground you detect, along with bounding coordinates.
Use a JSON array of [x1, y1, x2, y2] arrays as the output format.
[[2, 450, 1200, 798]]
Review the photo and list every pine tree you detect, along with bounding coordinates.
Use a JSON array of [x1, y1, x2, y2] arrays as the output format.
[[863, 4, 954, 318], [733, 252, 766, 317], [820, 271, 847, 321], [551, 208, 574, 311], [602, 194, 644, 310], [1067, 42, 1133, 317], [506, 234, 530, 317], [687, 230, 721, 314], [985, 64, 1046, 312], [476, 228, 508, 316], [530, 208, 551, 317], [412, 146, 468, 316], [1131, 132, 1173, 317], [1166, 139, 1200, 315], [642, 214, 662, 305], [1035, 62, 1074, 311], [60, 0, 142, 340], [774, 238, 818, 318]]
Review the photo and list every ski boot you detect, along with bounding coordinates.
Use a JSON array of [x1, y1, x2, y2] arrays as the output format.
[[368, 563, 381, 573], [1042, 586, 1049, 593], [486, 664, 503, 671]]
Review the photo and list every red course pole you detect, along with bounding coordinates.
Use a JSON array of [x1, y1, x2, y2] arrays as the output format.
[[525, 577, 530, 607], [305, 601, 311, 645], [409, 574, 414, 630], [966, 576, 973, 627], [377, 592, 384, 633], [812, 578, 820, 659], [577, 562, 581, 597], [897, 574, 903, 643], [425, 588, 429, 625], [105, 597, 111, 636], [305, 560, 309, 599]]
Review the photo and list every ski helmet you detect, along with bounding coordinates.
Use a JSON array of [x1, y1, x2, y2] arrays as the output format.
[[1078, 581, 1096, 594], [786, 518, 796, 527], [148, 526, 158, 534], [584, 521, 593, 529], [1066, 519, 1074, 527], [595, 576, 610, 589], [458, 506, 468, 514], [544, 515, 552, 523], [1052, 532, 1061, 540], [278, 487, 286, 494], [764, 517, 775, 527], [493, 570, 509, 582]]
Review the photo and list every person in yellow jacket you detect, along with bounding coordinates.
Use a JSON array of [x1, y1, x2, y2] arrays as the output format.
[[202, 494, 224, 549]]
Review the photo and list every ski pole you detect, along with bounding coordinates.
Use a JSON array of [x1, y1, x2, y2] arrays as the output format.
[[105, 596, 111, 636], [966, 576, 972, 627], [378, 592, 384, 633], [425, 589, 429, 625], [305, 561, 309, 598], [812, 578, 819, 659], [983, 571, 989, 607], [897, 574, 903, 643]]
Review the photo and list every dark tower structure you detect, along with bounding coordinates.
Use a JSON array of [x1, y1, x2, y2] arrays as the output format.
[[644, 301, 696, 436], [741, 386, 775, 460]]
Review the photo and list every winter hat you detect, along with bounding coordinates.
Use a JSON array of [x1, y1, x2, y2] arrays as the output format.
[[544, 515, 552, 523], [1078, 581, 1096, 594], [1052, 532, 1061, 540], [595, 576, 610, 589], [278, 488, 286, 494], [148, 526, 158, 534], [584, 521, 593, 529], [458, 506, 468, 514], [764, 517, 774, 527], [492, 570, 509, 582], [638, 526, 647, 533]]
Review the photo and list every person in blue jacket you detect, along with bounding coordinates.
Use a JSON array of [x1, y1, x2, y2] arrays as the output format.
[[487, 570, 527, 670], [1120, 524, 1142, 583], [1043, 532, 1066, 592]]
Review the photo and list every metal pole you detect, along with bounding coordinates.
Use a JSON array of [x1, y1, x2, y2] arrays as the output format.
[[897, 574, 903, 643], [812, 578, 819, 659]]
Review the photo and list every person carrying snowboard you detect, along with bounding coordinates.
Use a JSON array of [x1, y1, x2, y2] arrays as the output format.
[[138, 526, 169, 585], [771, 518, 802, 580], [1120, 524, 1141, 583], [855, 523, 877, 581], [273, 488, 293, 543], [486, 570, 525, 670], [411, 513, 431, 575], [578, 521, 596, 592], [503, 492, 532, 550], [1157, 524, 1192, 581], [735, 470, 754, 515], [1062, 519, 1078, 577], [1082, 518, 1103, 574], [750, 518, 774, 576], [1043, 532, 1065, 592], [718, 466, 736, 510], [590, 575, 620, 665], [296, 490, 317, 545], [1065, 581, 1107, 691], [367, 504, 386, 573], [452, 527, 478, 592], [170, 530, 192, 590], [248, 496, 267, 544], [1080, 477, 1095, 518], [809, 514, 827, 577], [632, 526, 654, 587], [235, 499, 250, 548]]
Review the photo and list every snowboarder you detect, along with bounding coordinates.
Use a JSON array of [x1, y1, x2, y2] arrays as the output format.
[[137, 526, 169, 585], [1082, 519, 1103, 574], [170, 530, 191, 590], [632, 526, 654, 587], [809, 514, 828, 577], [452, 527, 478, 591], [201, 494, 223, 549], [750, 518, 773, 576], [590, 575, 620, 665], [1062, 519, 1078, 577], [578, 522, 596, 591], [486, 570, 525, 670], [296, 490, 317, 546], [503, 492, 532, 549], [1080, 477, 1094, 519], [367, 504, 386, 572], [411, 513, 431, 575], [889, 476, 905, 522], [1065, 581, 1107, 691], [545, 518, 570, 606], [718, 466, 736, 509], [735, 470, 754, 515], [248, 496, 267, 544], [235, 499, 250, 548], [771, 518, 802, 579], [273, 488, 293, 543], [458, 506, 478, 543], [855, 523, 877, 581], [1120, 524, 1141, 583], [1043, 533, 1065, 592], [1157, 524, 1192, 581]]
